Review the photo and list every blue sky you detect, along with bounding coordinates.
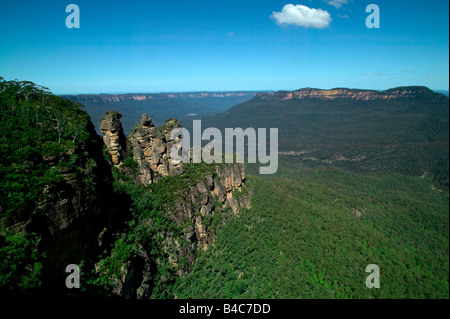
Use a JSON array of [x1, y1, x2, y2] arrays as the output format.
[[0, 0, 448, 94]]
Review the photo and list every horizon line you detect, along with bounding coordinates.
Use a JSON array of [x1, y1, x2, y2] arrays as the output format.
[[56, 86, 449, 96]]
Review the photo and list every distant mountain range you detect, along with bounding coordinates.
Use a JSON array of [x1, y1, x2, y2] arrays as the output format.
[[63, 88, 448, 135], [61, 91, 257, 135], [63, 91, 255, 102], [200, 86, 449, 185], [256, 86, 447, 101]]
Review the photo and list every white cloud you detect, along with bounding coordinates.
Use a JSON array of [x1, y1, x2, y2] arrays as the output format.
[[271, 4, 331, 29], [325, 0, 348, 9]]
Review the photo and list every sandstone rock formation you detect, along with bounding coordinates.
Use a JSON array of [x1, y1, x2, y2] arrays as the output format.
[[96, 112, 253, 298], [129, 114, 183, 185], [100, 111, 127, 166]]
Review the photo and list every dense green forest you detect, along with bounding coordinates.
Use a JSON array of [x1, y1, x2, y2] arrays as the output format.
[[174, 163, 449, 299]]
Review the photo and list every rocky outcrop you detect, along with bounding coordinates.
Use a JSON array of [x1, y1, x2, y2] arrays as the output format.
[[129, 114, 184, 185], [100, 111, 127, 166], [256, 86, 447, 101]]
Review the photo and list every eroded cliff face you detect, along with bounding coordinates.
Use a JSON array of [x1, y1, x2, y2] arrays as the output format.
[[173, 163, 251, 259], [256, 86, 445, 101], [99, 112, 252, 299], [63, 92, 253, 103], [25, 121, 114, 291]]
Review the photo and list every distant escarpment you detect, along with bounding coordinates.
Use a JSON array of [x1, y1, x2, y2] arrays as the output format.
[[63, 92, 254, 103], [62, 91, 257, 137], [256, 86, 448, 101], [96, 111, 251, 298]]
